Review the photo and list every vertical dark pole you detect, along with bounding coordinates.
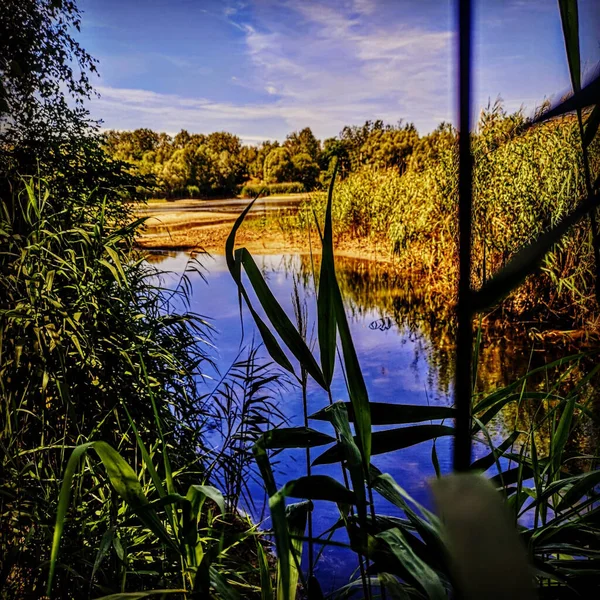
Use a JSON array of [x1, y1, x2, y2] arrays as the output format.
[[454, 0, 473, 472]]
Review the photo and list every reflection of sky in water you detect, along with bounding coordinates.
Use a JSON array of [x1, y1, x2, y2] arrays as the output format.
[[150, 252, 500, 592]]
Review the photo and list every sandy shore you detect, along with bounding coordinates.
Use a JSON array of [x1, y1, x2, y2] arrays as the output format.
[[135, 196, 394, 263]]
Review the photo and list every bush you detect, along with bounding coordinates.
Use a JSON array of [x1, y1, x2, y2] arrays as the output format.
[[0, 179, 212, 597], [240, 181, 306, 197], [186, 184, 200, 197]]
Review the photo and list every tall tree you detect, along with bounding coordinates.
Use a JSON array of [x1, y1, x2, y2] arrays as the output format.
[[284, 127, 321, 162]]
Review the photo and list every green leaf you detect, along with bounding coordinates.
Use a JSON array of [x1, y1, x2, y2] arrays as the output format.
[[314, 402, 367, 525], [470, 431, 521, 473], [209, 565, 240, 600], [556, 469, 600, 511], [98, 258, 120, 283], [551, 396, 575, 476], [311, 402, 456, 426], [48, 442, 93, 593], [225, 198, 257, 274], [371, 471, 446, 570], [48, 442, 177, 595], [530, 73, 600, 124], [91, 527, 115, 587], [558, 0, 581, 93], [317, 159, 339, 386], [489, 465, 535, 487], [257, 539, 274, 600], [276, 501, 311, 600], [104, 245, 127, 285], [583, 104, 600, 147], [331, 271, 372, 468], [472, 193, 600, 310], [376, 528, 447, 600], [91, 442, 176, 548], [239, 248, 326, 387], [225, 201, 295, 375], [261, 426, 337, 449], [278, 475, 357, 504], [313, 159, 372, 465], [253, 439, 277, 497], [186, 484, 226, 525], [94, 591, 187, 600], [312, 425, 454, 465]]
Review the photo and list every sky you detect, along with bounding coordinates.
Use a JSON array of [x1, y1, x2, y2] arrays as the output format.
[[77, 0, 600, 143]]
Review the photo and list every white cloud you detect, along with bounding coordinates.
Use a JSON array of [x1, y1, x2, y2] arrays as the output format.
[[90, 0, 455, 138], [236, 0, 454, 134]]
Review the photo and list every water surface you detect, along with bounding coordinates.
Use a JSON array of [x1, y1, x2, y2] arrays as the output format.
[[148, 250, 580, 592]]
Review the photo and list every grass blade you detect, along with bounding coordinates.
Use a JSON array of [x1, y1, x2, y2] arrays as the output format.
[[558, 0, 581, 93], [279, 475, 357, 504], [276, 501, 311, 600], [529, 72, 599, 124], [317, 159, 339, 387], [257, 539, 274, 600], [94, 591, 188, 600], [261, 426, 337, 449], [312, 425, 454, 465], [472, 193, 600, 310], [311, 402, 456, 426], [376, 528, 447, 600], [48, 442, 178, 595], [239, 248, 326, 388]]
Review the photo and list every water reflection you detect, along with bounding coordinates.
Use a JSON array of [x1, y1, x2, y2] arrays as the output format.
[[146, 248, 598, 441]]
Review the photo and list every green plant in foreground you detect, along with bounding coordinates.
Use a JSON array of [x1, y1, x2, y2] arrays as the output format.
[[47, 439, 256, 599]]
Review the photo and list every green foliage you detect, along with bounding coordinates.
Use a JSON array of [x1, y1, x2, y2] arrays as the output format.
[[228, 179, 600, 599], [264, 148, 294, 184], [104, 130, 249, 198], [284, 127, 321, 162], [47, 439, 258, 599], [240, 181, 306, 197], [0, 180, 212, 597], [103, 120, 423, 200]]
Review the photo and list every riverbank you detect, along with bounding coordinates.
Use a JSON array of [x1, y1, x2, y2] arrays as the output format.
[[136, 196, 394, 264], [136, 203, 600, 343]]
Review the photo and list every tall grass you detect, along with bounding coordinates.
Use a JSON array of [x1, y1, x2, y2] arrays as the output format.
[[299, 107, 600, 327], [0, 179, 282, 598]]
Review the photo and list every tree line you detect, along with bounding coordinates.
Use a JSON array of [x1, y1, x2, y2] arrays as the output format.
[[102, 120, 451, 199]]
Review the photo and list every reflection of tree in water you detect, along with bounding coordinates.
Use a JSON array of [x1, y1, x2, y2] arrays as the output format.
[[143, 249, 178, 264], [295, 254, 600, 462]]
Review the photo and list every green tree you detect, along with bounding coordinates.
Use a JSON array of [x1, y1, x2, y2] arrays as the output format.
[[284, 127, 321, 162], [250, 140, 280, 180], [361, 124, 419, 173], [292, 152, 319, 190], [264, 147, 294, 183]]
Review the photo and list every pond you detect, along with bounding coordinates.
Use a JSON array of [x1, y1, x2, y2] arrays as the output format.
[[147, 250, 579, 593]]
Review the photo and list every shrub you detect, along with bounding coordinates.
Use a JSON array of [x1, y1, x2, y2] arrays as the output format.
[[186, 184, 200, 197], [240, 181, 306, 197]]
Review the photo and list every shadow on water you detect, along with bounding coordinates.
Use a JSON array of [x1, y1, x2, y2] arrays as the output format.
[[146, 249, 599, 590]]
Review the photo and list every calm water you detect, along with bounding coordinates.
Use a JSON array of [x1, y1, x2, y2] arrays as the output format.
[[147, 250, 571, 592]]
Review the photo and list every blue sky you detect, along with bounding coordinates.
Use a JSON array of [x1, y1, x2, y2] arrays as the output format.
[[78, 0, 600, 142]]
